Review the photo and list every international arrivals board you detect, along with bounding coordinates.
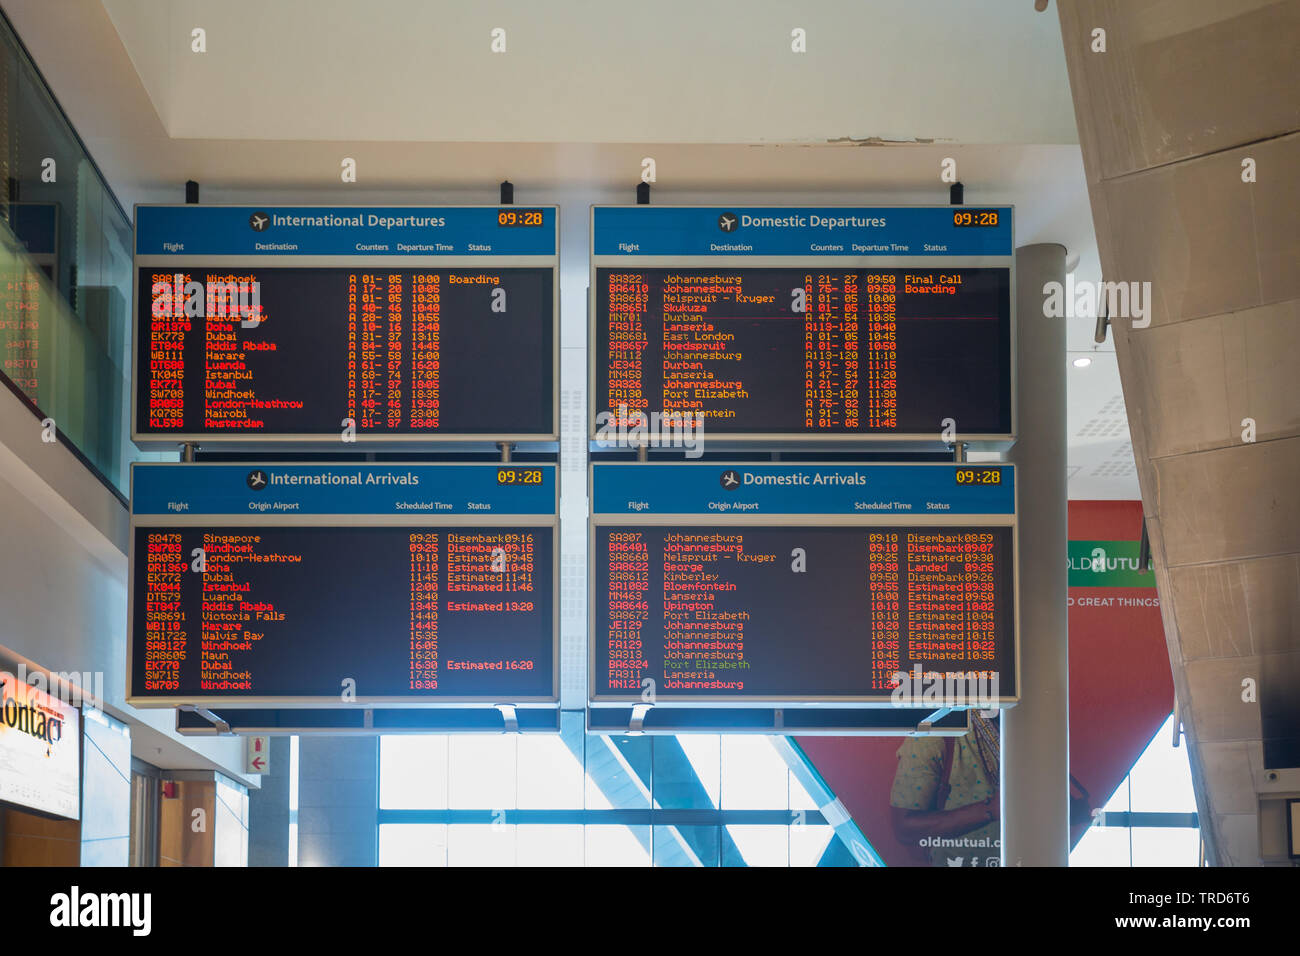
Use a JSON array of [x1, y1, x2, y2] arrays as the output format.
[[127, 464, 558, 706], [132, 206, 558, 445], [590, 206, 1014, 443], [590, 463, 1018, 704]]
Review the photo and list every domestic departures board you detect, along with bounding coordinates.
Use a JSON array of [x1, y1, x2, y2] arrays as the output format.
[[133, 206, 558, 445], [590, 206, 1014, 443], [590, 463, 1017, 704], [128, 463, 558, 706]]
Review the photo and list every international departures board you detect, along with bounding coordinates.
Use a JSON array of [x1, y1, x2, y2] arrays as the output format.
[[590, 206, 1014, 443], [133, 206, 558, 444], [127, 463, 558, 706], [590, 463, 1018, 704]]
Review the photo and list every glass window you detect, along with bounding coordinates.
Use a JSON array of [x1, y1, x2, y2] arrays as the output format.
[[654, 825, 719, 867], [721, 735, 791, 810], [517, 825, 583, 867], [655, 736, 718, 810], [379, 736, 448, 809], [586, 825, 650, 867], [448, 735, 516, 809], [586, 734, 651, 810], [724, 826, 789, 867], [1131, 827, 1201, 867], [790, 824, 836, 867], [376, 727, 865, 866], [379, 824, 446, 867], [1069, 714, 1201, 867], [518, 731, 582, 810], [448, 825, 515, 867]]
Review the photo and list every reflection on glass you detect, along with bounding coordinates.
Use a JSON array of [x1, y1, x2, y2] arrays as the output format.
[[376, 731, 855, 866], [654, 825, 719, 867]]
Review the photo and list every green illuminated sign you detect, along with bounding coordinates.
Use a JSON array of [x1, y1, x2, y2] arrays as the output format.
[[1067, 541, 1154, 588]]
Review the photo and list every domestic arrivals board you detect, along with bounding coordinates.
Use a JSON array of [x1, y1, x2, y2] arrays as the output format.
[[133, 206, 557, 445], [590, 463, 1018, 704], [128, 463, 558, 706], [590, 206, 1013, 443]]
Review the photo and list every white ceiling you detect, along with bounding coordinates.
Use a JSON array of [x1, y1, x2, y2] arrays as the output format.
[[2, 0, 1138, 498], [100, 0, 1080, 146]]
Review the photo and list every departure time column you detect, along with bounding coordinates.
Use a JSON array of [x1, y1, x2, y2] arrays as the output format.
[[409, 273, 440, 429], [863, 273, 898, 429]]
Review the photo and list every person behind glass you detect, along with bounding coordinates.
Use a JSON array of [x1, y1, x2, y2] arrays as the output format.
[[890, 711, 1000, 866]]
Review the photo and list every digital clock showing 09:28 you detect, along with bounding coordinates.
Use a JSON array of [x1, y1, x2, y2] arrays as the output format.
[[497, 209, 545, 227], [497, 468, 545, 485], [952, 209, 1000, 227], [955, 467, 1003, 485]]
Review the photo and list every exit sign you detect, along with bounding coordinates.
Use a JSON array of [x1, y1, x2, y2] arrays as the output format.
[[244, 735, 271, 775]]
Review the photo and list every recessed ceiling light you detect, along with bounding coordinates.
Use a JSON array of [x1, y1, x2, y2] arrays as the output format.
[[1072, 357, 1092, 368]]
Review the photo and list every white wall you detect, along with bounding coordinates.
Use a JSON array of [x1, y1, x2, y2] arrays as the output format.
[[0, 383, 253, 783]]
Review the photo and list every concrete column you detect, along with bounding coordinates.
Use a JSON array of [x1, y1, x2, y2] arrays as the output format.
[[1002, 242, 1069, 866], [247, 736, 292, 867], [297, 736, 378, 867]]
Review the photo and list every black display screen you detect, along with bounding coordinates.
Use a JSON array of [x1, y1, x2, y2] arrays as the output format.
[[593, 525, 1014, 700], [594, 267, 1011, 436], [136, 266, 553, 437], [132, 525, 554, 701]]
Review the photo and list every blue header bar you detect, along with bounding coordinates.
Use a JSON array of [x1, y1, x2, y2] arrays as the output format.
[[136, 206, 558, 257], [592, 205, 1012, 257], [591, 463, 1014, 516], [132, 464, 557, 517]]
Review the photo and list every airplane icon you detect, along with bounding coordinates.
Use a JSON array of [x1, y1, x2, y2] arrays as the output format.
[[719, 469, 741, 489], [249, 212, 269, 231], [718, 213, 738, 232], [246, 469, 268, 489]]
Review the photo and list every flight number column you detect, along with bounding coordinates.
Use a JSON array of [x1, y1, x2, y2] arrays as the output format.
[[867, 531, 902, 690], [148, 272, 189, 429], [606, 273, 648, 423], [409, 532, 440, 691], [410, 273, 440, 429], [141, 532, 186, 691], [605, 531, 649, 691], [862, 273, 898, 429]]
